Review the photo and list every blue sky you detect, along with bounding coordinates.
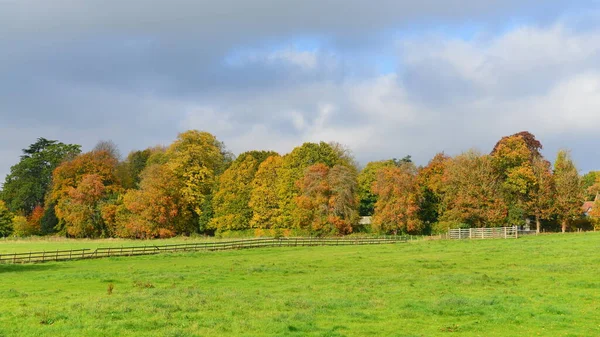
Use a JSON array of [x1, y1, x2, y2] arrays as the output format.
[[1, 0, 600, 180]]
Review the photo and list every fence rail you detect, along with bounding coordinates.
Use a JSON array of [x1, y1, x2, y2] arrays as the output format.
[[0, 236, 408, 265], [448, 226, 518, 240]]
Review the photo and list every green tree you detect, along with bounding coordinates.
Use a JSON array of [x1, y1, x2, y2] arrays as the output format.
[[553, 150, 582, 233], [527, 157, 555, 233], [209, 151, 277, 232], [0, 201, 13, 237], [117, 149, 152, 189], [416, 153, 450, 233], [581, 171, 599, 201], [1, 138, 81, 214]]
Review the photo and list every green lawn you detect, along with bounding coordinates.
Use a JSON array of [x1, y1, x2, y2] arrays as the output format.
[[0, 233, 599, 336], [0, 236, 222, 254]]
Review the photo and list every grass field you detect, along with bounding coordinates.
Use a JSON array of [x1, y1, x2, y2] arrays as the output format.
[[0, 233, 599, 336]]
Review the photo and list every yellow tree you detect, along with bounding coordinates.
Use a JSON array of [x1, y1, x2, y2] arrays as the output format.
[[166, 130, 231, 218], [249, 155, 284, 229], [209, 151, 277, 232]]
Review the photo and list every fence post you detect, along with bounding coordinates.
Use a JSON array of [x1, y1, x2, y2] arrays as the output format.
[[29, 251, 32, 263], [469, 228, 472, 239], [515, 226, 518, 239], [504, 227, 507, 239]]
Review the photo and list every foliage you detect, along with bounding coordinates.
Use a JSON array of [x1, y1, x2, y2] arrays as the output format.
[[116, 164, 193, 238], [249, 155, 284, 229], [0, 201, 14, 237], [11, 215, 34, 237], [371, 163, 423, 234], [49, 150, 121, 237], [0, 138, 81, 214], [117, 149, 152, 189], [294, 164, 359, 235], [277, 142, 352, 227], [357, 160, 395, 216], [527, 157, 555, 232], [210, 151, 277, 231], [166, 130, 230, 217], [553, 150, 583, 232], [440, 151, 507, 227], [416, 153, 450, 232]]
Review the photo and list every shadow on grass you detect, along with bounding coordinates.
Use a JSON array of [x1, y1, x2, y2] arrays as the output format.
[[0, 263, 64, 274]]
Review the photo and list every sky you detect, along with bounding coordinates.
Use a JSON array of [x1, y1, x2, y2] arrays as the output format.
[[1, 0, 600, 180]]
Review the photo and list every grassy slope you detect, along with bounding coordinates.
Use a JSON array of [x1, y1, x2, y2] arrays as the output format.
[[0, 233, 598, 337]]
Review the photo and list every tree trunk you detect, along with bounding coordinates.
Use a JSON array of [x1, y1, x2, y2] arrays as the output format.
[[561, 219, 567, 233], [536, 215, 541, 234]]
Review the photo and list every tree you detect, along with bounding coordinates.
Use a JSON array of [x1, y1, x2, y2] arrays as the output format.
[[527, 157, 555, 233], [166, 130, 230, 219], [277, 142, 353, 227], [357, 160, 395, 216], [0, 201, 13, 237], [294, 164, 359, 235], [440, 151, 507, 228], [582, 171, 600, 201], [371, 163, 423, 234], [116, 164, 193, 238], [49, 149, 121, 236], [1, 138, 81, 214], [491, 131, 542, 158], [553, 150, 582, 233], [117, 149, 152, 189], [491, 132, 544, 227], [249, 155, 284, 229], [209, 151, 277, 232], [416, 153, 450, 232]]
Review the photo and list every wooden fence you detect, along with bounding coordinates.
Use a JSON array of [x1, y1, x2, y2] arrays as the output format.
[[448, 226, 518, 240], [0, 236, 408, 265]]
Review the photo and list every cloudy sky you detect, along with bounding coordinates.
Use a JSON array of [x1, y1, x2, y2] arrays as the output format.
[[1, 1, 600, 180]]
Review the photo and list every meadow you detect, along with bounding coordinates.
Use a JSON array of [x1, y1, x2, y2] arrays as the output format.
[[0, 233, 599, 336]]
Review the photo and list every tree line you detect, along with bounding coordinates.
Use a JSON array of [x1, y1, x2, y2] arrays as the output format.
[[0, 130, 595, 239]]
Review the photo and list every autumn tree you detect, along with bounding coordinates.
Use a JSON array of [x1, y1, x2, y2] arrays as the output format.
[[277, 142, 354, 228], [357, 160, 395, 216], [371, 163, 423, 234], [294, 164, 358, 235], [209, 151, 277, 232], [49, 149, 121, 237], [116, 164, 193, 238], [553, 150, 582, 233], [249, 155, 284, 229], [527, 157, 555, 233], [441, 151, 507, 228], [491, 132, 542, 226], [416, 153, 450, 232], [166, 130, 231, 222], [1, 138, 80, 215]]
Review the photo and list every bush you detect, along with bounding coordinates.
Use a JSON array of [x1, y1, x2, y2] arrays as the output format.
[[12, 215, 36, 237], [431, 221, 469, 235]]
